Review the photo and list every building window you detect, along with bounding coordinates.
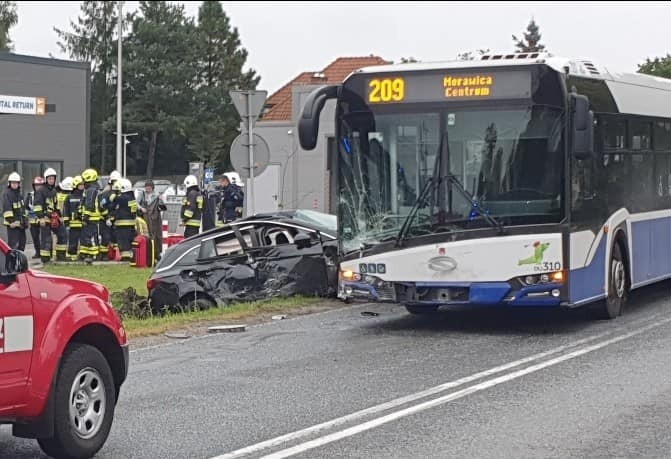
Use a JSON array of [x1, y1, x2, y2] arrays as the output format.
[[20, 161, 63, 191]]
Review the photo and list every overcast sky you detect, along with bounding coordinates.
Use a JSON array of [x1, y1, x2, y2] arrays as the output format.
[[10, 1, 671, 95]]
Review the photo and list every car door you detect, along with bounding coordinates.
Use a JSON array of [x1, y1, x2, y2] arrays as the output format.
[[192, 226, 260, 302], [0, 249, 34, 412], [249, 222, 330, 297]]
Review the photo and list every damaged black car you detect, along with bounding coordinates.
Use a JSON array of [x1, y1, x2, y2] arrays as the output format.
[[147, 210, 338, 313]]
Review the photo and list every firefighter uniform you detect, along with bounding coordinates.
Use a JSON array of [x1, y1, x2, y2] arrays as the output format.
[[64, 176, 85, 260], [180, 175, 203, 238], [35, 168, 67, 262], [112, 179, 138, 261], [24, 177, 44, 259], [79, 169, 102, 261], [97, 170, 121, 260], [3, 173, 26, 251]]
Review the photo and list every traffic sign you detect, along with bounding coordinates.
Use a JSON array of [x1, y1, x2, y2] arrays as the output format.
[[230, 133, 270, 179], [204, 168, 215, 184], [230, 90, 268, 130]]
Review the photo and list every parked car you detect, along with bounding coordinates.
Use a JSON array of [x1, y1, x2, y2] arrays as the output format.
[[147, 209, 338, 312], [0, 240, 129, 458]]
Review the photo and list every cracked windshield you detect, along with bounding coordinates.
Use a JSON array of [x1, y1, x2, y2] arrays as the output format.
[[338, 104, 564, 253]]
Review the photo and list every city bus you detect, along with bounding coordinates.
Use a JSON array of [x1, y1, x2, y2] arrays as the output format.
[[297, 52, 671, 319]]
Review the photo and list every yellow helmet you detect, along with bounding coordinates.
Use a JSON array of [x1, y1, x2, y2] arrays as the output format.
[[72, 175, 83, 188], [82, 168, 98, 183]]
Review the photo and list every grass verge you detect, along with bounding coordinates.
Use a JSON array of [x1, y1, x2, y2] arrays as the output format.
[[37, 264, 333, 339], [40, 264, 152, 299], [122, 295, 327, 339]]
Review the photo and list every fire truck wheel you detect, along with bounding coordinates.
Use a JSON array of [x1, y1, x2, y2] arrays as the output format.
[[38, 343, 116, 459]]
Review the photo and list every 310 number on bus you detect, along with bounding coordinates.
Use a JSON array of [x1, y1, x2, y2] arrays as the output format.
[[368, 78, 405, 103]]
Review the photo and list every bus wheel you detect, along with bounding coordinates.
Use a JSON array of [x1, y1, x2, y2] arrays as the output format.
[[405, 305, 439, 315], [592, 243, 627, 320]]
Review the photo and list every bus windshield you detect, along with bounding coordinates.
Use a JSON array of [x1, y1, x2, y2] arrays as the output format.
[[337, 102, 565, 253]]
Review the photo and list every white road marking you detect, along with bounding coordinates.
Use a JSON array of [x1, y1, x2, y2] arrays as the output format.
[[260, 316, 671, 459], [211, 314, 663, 459]]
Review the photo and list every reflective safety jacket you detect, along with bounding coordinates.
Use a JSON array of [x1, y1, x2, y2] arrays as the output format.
[[3, 187, 25, 227], [81, 182, 102, 223], [112, 191, 138, 228], [181, 187, 204, 228], [64, 189, 84, 229], [34, 184, 58, 219]]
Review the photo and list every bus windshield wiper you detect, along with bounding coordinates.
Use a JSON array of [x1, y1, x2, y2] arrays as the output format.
[[395, 177, 436, 248], [444, 172, 507, 235], [440, 130, 507, 236]]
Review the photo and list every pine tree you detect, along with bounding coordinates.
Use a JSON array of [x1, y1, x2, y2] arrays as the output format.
[[188, 0, 260, 171], [512, 18, 546, 53], [54, 1, 124, 172], [120, 1, 199, 177], [0, 1, 17, 51], [638, 54, 671, 78]]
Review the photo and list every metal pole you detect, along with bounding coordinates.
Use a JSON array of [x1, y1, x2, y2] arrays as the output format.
[[123, 135, 127, 177], [116, 0, 123, 173], [247, 91, 255, 216]]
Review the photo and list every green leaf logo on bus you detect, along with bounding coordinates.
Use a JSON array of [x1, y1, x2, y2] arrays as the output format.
[[518, 241, 550, 266]]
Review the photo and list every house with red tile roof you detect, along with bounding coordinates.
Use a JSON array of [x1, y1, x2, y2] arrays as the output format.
[[248, 56, 390, 215]]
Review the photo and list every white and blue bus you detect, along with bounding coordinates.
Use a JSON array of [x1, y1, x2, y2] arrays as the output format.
[[298, 52, 671, 319]]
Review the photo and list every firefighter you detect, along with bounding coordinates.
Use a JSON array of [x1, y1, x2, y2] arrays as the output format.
[[57, 176, 73, 216], [34, 168, 67, 262], [24, 176, 44, 259], [64, 175, 85, 261], [180, 175, 204, 238], [3, 172, 26, 251], [112, 178, 138, 262], [98, 170, 121, 260], [79, 168, 102, 263]]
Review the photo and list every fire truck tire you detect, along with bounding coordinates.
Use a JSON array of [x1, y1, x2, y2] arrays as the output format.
[[37, 343, 116, 459]]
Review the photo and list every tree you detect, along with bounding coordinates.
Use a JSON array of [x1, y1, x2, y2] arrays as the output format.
[[457, 48, 490, 61], [638, 54, 671, 78], [0, 1, 17, 51], [512, 18, 546, 53], [54, 1, 125, 172], [188, 0, 260, 171], [120, 1, 199, 177]]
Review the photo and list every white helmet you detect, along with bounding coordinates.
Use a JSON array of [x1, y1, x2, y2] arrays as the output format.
[[59, 176, 74, 191], [109, 170, 122, 183], [43, 168, 57, 179], [120, 178, 133, 193], [8, 172, 21, 184], [184, 175, 198, 188]]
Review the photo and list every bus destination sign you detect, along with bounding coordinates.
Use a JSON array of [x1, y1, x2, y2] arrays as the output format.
[[365, 69, 531, 104]]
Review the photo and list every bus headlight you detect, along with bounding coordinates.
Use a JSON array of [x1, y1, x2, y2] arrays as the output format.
[[519, 271, 564, 286]]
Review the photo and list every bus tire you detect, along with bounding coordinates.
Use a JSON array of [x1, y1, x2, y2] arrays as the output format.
[[405, 305, 439, 315], [592, 242, 627, 320]]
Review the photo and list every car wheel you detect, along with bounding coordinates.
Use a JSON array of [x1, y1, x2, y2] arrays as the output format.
[[181, 295, 216, 312], [591, 242, 627, 320], [38, 343, 116, 459], [405, 305, 439, 315]]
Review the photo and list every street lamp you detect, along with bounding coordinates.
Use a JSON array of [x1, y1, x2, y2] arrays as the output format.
[[114, 132, 138, 177]]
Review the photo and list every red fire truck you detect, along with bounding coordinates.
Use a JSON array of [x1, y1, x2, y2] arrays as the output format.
[[0, 239, 129, 458]]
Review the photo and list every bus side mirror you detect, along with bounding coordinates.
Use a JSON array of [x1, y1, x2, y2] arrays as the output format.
[[571, 93, 594, 160], [298, 85, 340, 151]]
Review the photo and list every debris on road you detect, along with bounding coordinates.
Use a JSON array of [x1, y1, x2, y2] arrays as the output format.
[[208, 324, 247, 333], [361, 311, 380, 317], [164, 332, 191, 339], [272, 314, 287, 320]]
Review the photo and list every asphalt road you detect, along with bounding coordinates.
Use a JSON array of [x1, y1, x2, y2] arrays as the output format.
[[4, 280, 671, 458]]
